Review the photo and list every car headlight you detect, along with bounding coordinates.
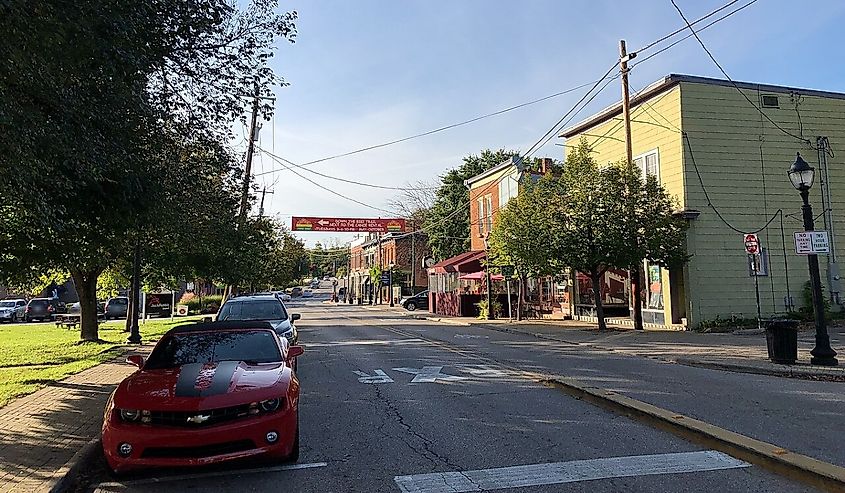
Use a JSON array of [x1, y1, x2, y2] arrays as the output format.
[[260, 398, 282, 412], [119, 409, 142, 422]]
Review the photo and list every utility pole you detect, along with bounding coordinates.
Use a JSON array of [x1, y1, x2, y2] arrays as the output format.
[[258, 186, 274, 218], [224, 91, 261, 301], [619, 39, 644, 331], [238, 92, 261, 222]]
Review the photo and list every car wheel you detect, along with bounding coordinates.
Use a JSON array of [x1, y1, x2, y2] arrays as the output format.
[[286, 415, 300, 463], [406, 302, 417, 311]]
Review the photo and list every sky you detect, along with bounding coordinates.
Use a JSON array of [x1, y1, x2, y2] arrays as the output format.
[[243, 0, 845, 247]]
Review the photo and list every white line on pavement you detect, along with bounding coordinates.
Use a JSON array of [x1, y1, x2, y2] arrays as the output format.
[[354, 369, 395, 384], [393, 366, 466, 383], [393, 451, 749, 493], [96, 462, 328, 488]]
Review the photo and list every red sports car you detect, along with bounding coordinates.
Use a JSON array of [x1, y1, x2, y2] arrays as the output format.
[[102, 321, 303, 474]]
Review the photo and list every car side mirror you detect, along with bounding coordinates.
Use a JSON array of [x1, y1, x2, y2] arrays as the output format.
[[288, 345, 304, 359], [126, 355, 145, 368], [290, 313, 301, 321]]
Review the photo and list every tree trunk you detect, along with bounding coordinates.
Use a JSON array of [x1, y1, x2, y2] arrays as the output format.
[[630, 262, 644, 330], [591, 270, 607, 331], [127, 241, 142, 343], [516, 274, 524, 321], [71, 268, 102, 341]]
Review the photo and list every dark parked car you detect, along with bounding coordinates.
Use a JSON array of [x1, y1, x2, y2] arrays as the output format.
[[216, 295, 300, 347], [400, 290, 429, 311], [290, 287, 303, 298], [24, 298, 65, 322], [104, 297, 129, 320]]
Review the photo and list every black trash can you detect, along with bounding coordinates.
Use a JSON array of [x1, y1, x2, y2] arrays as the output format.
[[765, 319, 799, 364]]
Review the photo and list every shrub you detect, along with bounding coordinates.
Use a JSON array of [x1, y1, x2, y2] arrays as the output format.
[[799, 280, 831, 322], [476, 299, 503, 320], [182, 294, 223, 314]]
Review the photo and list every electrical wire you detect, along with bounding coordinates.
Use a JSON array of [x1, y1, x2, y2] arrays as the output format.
[[668, 0, 812, 147], [256, 147, 438, 191], [258, 149, 399, 216], [635, 0, 742, 54], [632, 0, 758, 70], [683, 131, 781, 234], [272, 79, 613, 172]]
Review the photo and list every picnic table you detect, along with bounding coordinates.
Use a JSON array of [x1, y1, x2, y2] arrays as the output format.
[[55, 314, 81, 330]]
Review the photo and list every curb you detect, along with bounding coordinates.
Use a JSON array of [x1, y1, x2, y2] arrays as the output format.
[[543, 377, 845, 492], [479, 322, 845, 382], [49, 437, 101, 493], [674, 358, 845, 382]]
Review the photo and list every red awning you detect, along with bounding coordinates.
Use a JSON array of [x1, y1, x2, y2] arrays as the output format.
[[428, 250, 486, 274], [459, 272, 505, 281]]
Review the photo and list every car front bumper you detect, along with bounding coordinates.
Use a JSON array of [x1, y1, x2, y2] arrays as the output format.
[[102, 405, 297, 473]]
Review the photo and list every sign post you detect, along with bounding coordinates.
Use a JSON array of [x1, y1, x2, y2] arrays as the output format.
[[743, 234, 762, 329]]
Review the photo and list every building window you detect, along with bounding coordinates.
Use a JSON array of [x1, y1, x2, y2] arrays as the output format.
[[761, 94, 779, 108], [633, 149, 659, 182], [498, 171, 519, 208], [477, 197, 485, 236], [484, 194, 493, 233]]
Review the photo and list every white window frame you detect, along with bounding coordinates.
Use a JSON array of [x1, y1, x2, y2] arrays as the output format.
[[477, 196, 485, 236], [484, 194, 493, 233], [632, 148, 660, 182]]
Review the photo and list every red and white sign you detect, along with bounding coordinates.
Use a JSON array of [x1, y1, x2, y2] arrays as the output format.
[[292, 217, 406, 233], [743, 234, 760, 255]]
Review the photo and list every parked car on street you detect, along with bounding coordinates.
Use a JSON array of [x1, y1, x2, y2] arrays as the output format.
[[101, 321, 303, 474], [290, 287, 302, 298], [276, 291, 292, 302], [216, 294, 300, 348], [0, 299, 27, 323], [104, 297, 129, 320], [400, 290, 429, 311], [301, 289, 313, 298], [68, 302, 106, 318], [24, 298, 65, 322], [310, 280, 320, 289]]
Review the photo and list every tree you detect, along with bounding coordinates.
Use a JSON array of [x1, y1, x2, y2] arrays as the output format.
[[489, 140, 687, 330], [488, 177, 562, 320], [425, 150, 520, 260], [0, 1, 297, 340]]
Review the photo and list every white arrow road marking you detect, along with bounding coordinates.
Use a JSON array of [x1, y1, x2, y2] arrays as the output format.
[[353, 369, 394, 384], [393, 366, 466, 383], [394, 451, 749, 493]]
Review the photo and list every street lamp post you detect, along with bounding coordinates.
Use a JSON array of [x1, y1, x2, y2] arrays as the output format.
[[483, 235, 494, 320], [788, 152, 838, 366], [388, 263, 395, 307]]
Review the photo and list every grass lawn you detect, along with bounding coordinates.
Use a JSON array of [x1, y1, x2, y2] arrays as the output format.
[[0, 316, 203, 408]]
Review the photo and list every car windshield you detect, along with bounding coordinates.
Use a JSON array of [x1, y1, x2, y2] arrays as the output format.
[[0, 301, 15, 308], [29, 300, 48, 307], [217, 300, 287, 321], [144, 330, 282, 369]]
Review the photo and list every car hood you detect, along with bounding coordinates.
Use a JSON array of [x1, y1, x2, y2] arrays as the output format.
[[116, 361, 289, 411]]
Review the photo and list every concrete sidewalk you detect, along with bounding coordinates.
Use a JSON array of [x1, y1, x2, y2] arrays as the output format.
[[357, 303, 845, 380], [0, 346, 152, 492]]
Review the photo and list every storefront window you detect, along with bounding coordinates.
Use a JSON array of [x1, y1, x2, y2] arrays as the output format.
[[644, 262, 664, 310]]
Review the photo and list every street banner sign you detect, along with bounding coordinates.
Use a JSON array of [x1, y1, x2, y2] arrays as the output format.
[[794, 231, 830, 255], [743, 234, 760, 254], [292, 217, 406, 233]]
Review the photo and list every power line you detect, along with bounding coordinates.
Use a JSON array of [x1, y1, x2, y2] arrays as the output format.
[[668, 0, 811, 147], [632, 0, 759, 69], [635, 0, 742, 54], [256, 147, 438, 191], [258, 149, 399, 216]]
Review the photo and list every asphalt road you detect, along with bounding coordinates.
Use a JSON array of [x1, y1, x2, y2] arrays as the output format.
[[90, 287, 817, 492]]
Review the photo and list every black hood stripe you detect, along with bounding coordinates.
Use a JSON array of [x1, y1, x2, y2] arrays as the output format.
[[174, 361, 240, 397], [175, 363, 204, 397], [203, 361, 239, 396]]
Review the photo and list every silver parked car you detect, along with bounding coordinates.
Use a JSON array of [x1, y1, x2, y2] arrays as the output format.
[[0, 299, 27, 323]]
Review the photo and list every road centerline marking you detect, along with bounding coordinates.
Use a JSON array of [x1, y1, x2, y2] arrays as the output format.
[[393, 451, 749, 493]]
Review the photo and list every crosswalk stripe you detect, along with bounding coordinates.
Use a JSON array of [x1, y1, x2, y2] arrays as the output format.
[[394, 451, 749, 493]]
